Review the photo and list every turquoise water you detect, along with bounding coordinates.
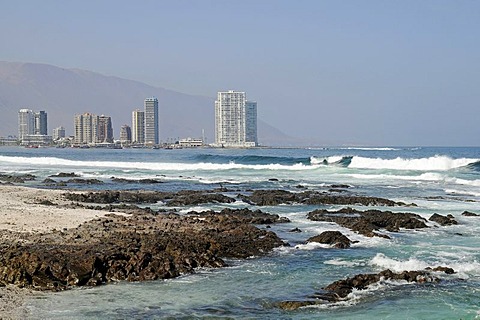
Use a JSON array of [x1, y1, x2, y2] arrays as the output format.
[[0, 146, 479, 319]]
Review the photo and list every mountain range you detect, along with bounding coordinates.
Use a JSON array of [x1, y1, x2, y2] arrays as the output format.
[[0, 61, 297, 146]]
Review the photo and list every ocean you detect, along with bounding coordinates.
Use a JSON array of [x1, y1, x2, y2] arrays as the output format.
[[0, 146, 479, 319]]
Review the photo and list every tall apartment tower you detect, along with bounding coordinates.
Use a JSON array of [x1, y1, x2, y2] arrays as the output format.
[[53, 126, 66, 140], [18, 109, 35, 140], [74, 113, 98, 144], [214, 90, 258, 147], [119, 125, 132, 143], [96, 115, 114, 143], [132, 109, 145, 144], [34, 111, 48, 135], [144, 97, 159, 145]]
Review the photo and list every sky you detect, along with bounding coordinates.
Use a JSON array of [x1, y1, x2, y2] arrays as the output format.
[[1, 0, 479, 146]]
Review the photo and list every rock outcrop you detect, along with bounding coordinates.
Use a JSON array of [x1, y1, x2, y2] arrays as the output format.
[[429, 213, 458, 226], [306, 231, 355, 248], [278, 267, 455, 310], [0, 210, 287, 291], [239, 189, 410, 207], [307, 207, 428, 238]]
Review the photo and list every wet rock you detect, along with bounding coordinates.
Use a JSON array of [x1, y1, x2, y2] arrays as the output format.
[[49, 172, 79, 178], [330, 184, 351, 189], [66, 178, 104, 185], [427, 266, 455, 274], [0, 211, 286, 291], [111, 177, 163, 184], [308, 207, 427, 238], [461, 211, 479, 217], [268, 178, 279, 182], [42, 178, 56, 184], [429, 213, 458, 226], [240, 189, 409, 207], [63, 190, 235, 207], [288, 227, 302, 233], [192, 208, 290, 225], [166, 193, 235, 207], [306, 231, 354, 248], [0, 173, 36, 183], [278, 267, 454, 309]]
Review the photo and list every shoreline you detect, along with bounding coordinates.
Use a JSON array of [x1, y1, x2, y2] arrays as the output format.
[[0, 185, 121, 235], [0, 184, 122, 319]]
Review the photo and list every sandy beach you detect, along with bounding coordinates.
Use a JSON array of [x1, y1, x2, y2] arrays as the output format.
[[0, 184, 121, 319]]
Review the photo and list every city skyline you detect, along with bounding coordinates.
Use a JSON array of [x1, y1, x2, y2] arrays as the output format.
[[1, 1, 479, 146]]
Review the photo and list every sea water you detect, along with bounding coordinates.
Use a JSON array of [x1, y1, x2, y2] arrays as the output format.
[[0, 146, 479, 319]]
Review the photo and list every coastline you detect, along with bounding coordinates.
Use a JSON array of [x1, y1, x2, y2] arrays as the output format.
[[0, 184, 127, 319], [0, 185, 118, 234]]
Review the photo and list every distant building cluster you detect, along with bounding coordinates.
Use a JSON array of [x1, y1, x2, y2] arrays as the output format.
[[18, 109, 51, 145], [12, 91, 258, 148], [74, 113, 114, 145]]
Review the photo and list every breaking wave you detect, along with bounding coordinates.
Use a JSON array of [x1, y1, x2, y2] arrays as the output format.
[[312, 155, 479, 171]]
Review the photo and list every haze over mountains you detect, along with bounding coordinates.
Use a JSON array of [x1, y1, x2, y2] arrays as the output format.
[[0, 61, 296, 146]]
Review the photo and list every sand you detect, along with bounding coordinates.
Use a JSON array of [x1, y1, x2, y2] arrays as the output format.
[[0, 184, 121, 319]]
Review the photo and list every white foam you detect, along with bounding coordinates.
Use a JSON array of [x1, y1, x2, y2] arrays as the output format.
[[349, 155, 477, 171], [0, 155, 320, 172], [324, 259, 363, 267], [369, 253, 429, 272]]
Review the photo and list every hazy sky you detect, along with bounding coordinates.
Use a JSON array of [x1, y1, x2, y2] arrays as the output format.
[[1, 0, 479, 146]]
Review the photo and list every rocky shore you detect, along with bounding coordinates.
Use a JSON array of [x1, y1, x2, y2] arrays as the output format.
[[0, 183, 467, 317]]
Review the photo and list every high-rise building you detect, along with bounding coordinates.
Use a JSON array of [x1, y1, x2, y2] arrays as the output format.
[[18, 109, 49, 145], [34, 111, 48, 135], [132, 109, 145, 144], [74, 113, 114, 144], [96, 115, 114, 143], [119, 125, 132, 143], [214, 90, 258, 147], [74, 113, 98, 144], [18, 109, 35, 140], [144, 97, 159, 145], [53, 126, 66, 140]]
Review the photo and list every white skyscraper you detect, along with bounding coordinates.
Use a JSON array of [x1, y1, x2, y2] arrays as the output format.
[[144, 97, 159, 145], [132, 109, 145, 144], [215, 90, 258, 147], [18, 109, 35, 140]]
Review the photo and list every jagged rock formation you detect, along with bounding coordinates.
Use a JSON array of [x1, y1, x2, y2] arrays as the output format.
[[306, 231, 355, 248], [278, 267, 455, 310], [429, 213, 458, 226], [239, 189, 411, 207], [0, 210, 287, 291], [307, 207, 428, 238]]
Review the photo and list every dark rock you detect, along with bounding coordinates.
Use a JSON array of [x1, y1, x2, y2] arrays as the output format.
[[278, 267, 454, 310], [288, 227, 302, 233], [66, 178, 104, 185], [308, 207, 427, 238], [193, 208, 290, 225], [461, 211, 479, 217], [0, 173, 36, 183], [428, 266, 455, 274], [49, 172, 79, 178], [111, 177, 163, 184], [0, 211, 286, 291], [240, 189, 408, 207], [306, 231, 353, 248], [330, 184, 351, 189], [42, 178, 56, 184], [166, 193, 235, 207], [429, 213, 458, 226], [63, 190, 235, 207], [268, 178, 279, 182]]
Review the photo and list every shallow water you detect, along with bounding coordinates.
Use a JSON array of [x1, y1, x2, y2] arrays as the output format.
[[0, 146, 479, 319]]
